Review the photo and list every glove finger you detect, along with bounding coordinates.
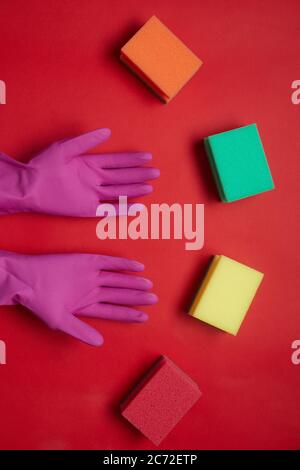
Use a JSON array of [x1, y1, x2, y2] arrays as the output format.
[[86, 152, 152, 168], [60, 315, 103, 346], [78, 287, 157, 309], [99, 167, 160, 185], [99, 271, 153, 290], [60, 128, 111, 160], [77, 304, 148, 322], [94, 255, 144, 272], [98, 287, 158, 305], [100, 183, 153, 199]]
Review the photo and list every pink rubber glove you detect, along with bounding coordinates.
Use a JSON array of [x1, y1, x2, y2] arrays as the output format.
[[0, 128, 159, 216], [0, 250, 158, 346]]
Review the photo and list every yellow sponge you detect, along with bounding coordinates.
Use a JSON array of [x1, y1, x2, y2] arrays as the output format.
[[189, 255, 264, 335], [120, 15, 202, 102]]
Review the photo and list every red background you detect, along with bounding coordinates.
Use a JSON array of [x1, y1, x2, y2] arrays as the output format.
[[0, 0, 299, 450]]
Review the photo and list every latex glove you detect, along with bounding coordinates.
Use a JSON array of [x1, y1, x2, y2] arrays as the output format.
[[0, 128, 159, 216], [0, 250, 158, 346]]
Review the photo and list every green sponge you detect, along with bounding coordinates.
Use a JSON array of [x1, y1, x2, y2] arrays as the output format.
[[204, 124, 275, 202]]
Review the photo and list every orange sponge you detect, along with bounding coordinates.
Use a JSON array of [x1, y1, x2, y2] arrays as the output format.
[[120, 16, 202, 102], [121, 356, 201, 445]]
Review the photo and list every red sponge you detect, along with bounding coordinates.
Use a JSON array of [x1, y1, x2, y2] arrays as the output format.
[[121, 356, 201, 445]]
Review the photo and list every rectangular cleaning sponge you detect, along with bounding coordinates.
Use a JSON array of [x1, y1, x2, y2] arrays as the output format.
[[121, 356, 201, 445], [204, 124, 275, 202], [190, 255, 264, 335], [120, 15, 202, 102]]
